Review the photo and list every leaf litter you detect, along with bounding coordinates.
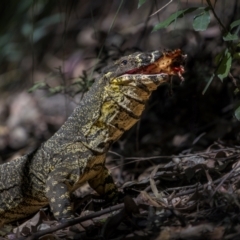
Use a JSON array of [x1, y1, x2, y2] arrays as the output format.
[[1, 144, 240, 239]]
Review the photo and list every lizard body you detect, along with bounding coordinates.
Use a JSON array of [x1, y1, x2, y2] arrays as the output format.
[[0, 50, 185, 226]]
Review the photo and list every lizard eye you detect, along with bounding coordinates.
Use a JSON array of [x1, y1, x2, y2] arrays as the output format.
[[121, 60, 128, 65]]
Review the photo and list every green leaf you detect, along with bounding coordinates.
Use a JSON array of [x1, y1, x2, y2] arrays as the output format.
[[138, 0, 146, 8], [49, 86, 64, 94], [234, 105, 240, 121], [214, 52, 223, 65], [204, 49, 232, 93], [28, 82, 47, 92], [152, 7, 199, 32], [192, 9, 210, 31], [223, 32, 238, 41], [216, 49, 232, 81], [230, 19, 240, 30], [202, 74, 214, 95]]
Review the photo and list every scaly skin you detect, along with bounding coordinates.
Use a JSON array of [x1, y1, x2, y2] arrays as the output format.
[[0, 50, 185, 226]]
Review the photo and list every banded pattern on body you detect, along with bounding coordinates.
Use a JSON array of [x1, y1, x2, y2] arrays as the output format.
[[0, 49, 185, 225]]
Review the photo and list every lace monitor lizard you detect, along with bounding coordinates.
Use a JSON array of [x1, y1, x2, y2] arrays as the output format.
[[0, 49, 186, 226]]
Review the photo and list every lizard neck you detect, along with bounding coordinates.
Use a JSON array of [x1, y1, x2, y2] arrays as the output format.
[[47, 73, 164, 154], [46, 75, 108, 153]]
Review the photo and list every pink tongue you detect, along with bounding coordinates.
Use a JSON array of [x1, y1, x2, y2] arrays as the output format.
[[126, 69, 138, 74]]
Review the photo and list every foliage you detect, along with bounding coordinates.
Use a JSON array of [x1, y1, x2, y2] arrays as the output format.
[[152, 7, 202, 31], [28, 70, 94, 97], [145, 0, 240, 121], [192, 8, 210, 31], [0, 1, 64, 65]]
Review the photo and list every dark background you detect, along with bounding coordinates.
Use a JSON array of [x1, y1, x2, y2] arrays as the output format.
[[0, 0, 239, 172]]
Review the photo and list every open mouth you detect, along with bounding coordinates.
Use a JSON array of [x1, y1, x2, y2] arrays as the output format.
[[126, 49, 186, 81]]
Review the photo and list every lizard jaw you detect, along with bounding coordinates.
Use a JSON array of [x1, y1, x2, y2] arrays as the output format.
[[125, 49, 186, 81]]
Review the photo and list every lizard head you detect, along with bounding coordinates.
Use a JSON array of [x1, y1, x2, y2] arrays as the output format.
[[103, 49, 186, 81]]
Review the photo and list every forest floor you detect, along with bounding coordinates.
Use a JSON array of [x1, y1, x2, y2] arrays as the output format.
[[0, 1, 240, 239]]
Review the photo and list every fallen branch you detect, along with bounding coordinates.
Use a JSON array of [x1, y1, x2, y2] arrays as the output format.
[[18, 203, 124, 240]]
